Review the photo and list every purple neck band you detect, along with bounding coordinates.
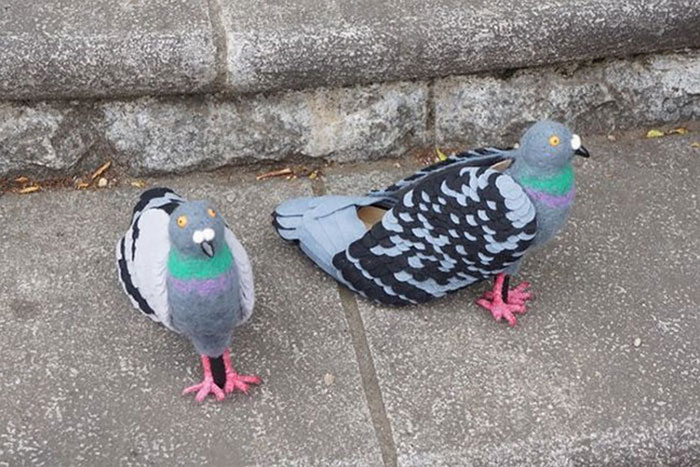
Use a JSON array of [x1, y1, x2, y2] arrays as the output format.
[[525, 187, 575, 208], [169, 269, 235, 296]]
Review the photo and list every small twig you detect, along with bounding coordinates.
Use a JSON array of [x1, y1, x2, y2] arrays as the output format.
[[256, 168, 293, 180], [18, 185, 40, 194], [90, 161, 112, 180]]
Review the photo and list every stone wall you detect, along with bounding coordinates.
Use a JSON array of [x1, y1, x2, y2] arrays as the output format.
[[1, 51, 699, 177]]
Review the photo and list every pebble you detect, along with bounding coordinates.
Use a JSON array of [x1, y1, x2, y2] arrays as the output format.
[[97, 177, 108, 188], [323, 373, 335, 386], [634, 337, 642, 347]]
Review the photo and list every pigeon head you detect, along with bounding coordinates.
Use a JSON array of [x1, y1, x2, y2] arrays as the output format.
[[168, 201, 226, 258], [517, 120, 589, 171]]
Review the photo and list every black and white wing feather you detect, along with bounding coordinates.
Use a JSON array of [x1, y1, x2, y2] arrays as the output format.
[[332, 164, 537, 305], [368, 147, 511, 199], [116, 188, 183, 330]]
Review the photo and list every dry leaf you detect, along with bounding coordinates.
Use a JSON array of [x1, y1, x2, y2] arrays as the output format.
[[669, 127, 688, 136], [691, 142, 700, 149], [130, 180, 146, 188], [90, 161, 112, 180], [256, 168, 293, 180], [76, 182, 90, 189], [18, 185, 40, 194], [14, 176, 29, 184], [645, 129, 665, 139], [436, 147, 448, 161], [308, 170, 319, 180]]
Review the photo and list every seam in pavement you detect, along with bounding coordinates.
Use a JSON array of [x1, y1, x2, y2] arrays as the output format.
[[426, 78, 437, 146], [206, 0, 229, 90], [311, 177, 398, 467]]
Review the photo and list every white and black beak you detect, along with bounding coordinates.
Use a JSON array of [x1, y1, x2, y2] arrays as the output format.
[[571, 134, 590, 158], [193, 228, 216, 258], [200, 241, 215, 258]]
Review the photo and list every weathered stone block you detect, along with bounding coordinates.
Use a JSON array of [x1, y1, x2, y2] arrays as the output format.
[[434, 52, 700, 147], [0, 0, 218, 100], [102, 82, 429, 174]]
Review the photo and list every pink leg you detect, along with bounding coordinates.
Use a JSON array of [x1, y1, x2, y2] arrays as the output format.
[[182, 355, 226, 402], [475, 274, 531, 326], [223, 349, 262, 395]]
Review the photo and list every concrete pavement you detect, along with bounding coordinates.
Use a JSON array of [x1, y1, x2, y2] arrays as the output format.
[[1, 131, 700, 465]]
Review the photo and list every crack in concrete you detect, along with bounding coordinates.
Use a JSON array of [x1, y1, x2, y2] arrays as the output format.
[[426, 78, 437, 147], [337, 287, 398, 467], [311, 177, 398, 467], [205, 0, 229, 91]]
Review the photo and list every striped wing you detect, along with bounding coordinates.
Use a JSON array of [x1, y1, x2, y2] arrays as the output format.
[[332, 165, 537, 305], [368, 147, 511, 198], [116, 187, 183, 330], [224, 228, 255, 326]]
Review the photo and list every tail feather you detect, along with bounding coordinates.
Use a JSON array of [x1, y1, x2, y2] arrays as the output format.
[[272, 214, 304, 241], [272, 195, 391, 283]]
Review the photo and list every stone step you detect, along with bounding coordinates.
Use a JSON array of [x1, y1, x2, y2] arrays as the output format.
[[1, 0, 699, 100], [1, 50, 699, 178]]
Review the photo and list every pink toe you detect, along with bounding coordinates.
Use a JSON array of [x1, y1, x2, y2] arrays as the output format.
[[240, 375, 262, 384], [195, 389, 208, 403], [183, 383, 201, 395], [510, 291, 532, 302]]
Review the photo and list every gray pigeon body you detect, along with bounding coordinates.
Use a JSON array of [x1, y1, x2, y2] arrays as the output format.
[[117, 188, 260, 403], [116, 188, 254, 355], [272, 120, 589, 318]]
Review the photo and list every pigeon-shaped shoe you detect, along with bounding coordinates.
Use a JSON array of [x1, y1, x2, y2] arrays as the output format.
[[116, 188, 261, 402], [272, 120, 589, 326]]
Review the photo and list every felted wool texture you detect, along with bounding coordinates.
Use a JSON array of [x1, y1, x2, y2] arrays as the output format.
[[272, 120, 587, 305]]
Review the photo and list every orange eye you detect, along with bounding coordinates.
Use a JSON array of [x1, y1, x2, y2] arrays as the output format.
[[207, 208, 216, 218], [177, 215, 188, 228], [549, 135, 560, 147]]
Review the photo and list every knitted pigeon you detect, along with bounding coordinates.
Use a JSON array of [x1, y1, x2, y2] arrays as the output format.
[[116, 188, 260, 402], [272, 120, 589, 326]]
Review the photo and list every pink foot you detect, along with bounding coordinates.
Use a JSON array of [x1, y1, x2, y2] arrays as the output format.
[[182, 355, 226, 403], [480, 281, 532, 306], [183, 377, 225, 402], [224, 372, 262, 395], [476, 275, 530, 326], [223, 349, 262, 395]]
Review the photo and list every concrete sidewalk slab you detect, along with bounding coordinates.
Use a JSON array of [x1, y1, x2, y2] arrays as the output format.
[[0, 175, 382, 465], [323, 134, 700, 465], [0, 0, 217, 100], [1, 132, 700, 465], [221, 0, 700, 94]]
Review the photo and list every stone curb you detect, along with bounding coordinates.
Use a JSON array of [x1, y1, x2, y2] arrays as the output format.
[[222, 0, 700, 94], [1, 0, 700, 100], [1, 50, 698, 178], [0, 0, 219, 100]]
